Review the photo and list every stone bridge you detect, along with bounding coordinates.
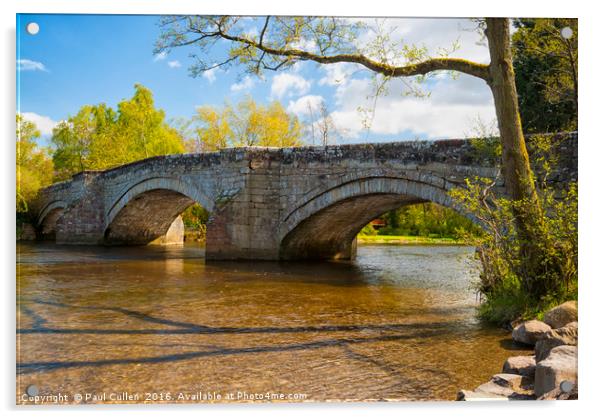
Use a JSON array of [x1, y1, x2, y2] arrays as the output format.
[[30, 133, 577, 260]]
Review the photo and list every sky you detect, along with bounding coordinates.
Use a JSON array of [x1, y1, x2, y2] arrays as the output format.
[[16, 14, 498, 145]]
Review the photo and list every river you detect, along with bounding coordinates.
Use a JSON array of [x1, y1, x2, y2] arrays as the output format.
[[16, 243, 530, 403]]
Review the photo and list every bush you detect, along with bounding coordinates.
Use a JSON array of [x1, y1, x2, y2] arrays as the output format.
[[451, 177, 578, 325]]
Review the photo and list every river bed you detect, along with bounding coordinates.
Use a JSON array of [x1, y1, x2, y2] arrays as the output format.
[[16, 243, 530, 403]]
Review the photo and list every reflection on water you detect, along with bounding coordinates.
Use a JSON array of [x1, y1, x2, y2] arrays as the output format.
[[16, 243, 530, 403]]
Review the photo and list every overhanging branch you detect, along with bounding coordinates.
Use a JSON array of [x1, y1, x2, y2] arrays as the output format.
[[216, 27, 491, 82]]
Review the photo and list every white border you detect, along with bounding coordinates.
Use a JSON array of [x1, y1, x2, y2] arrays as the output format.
[[3, 1, 599, 418]]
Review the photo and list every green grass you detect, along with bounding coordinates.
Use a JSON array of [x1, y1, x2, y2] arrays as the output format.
[[356, 235, 466, 245]]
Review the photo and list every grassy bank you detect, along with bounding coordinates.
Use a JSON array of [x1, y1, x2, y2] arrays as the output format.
[[357, 235, 466, 245]]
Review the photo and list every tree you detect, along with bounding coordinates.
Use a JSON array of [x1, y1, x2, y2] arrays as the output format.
[[512, 18, 578, 133], [114, 84, 185, 159], [16, 115, 53, 212], [156, 17, 553, 298], [305, 100, 342, 146], [190, 105, 232, 152], [51, 84, 185, 179], [51, 105, 113, 179], [189, 96, 302, 151]]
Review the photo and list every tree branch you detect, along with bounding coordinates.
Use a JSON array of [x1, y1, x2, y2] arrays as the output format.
[[259, 16, 270, 46], [215, 27, 491, 82]]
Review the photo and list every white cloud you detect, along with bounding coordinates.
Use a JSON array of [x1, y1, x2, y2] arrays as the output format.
[[286, 95, 325, 116], [319, 63, 356, 86], [17, 59, 47, 72], [306, 18, 495, 141], [153, 51, 167, 61], [167, 60, 181, 68], [328, 73, 496, 140], [270, 73, 311, 99], [290, 37, 317, 52], [203, 67, 219, 84], [20, 112, 59, 136], [231, 75, 255, 92]]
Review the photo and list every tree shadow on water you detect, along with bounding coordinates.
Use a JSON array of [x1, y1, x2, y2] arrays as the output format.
[[17, 298, 468, 376]]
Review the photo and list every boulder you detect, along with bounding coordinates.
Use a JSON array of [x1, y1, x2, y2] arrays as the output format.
[[535, 322, 578, 362], [503, 355, 537, 377], [534, 345, 578, 397], [543, 301, 578, 329], [475, 380, 516, 397], [511, 320, 552, 345], [492, 373, 533, 392]]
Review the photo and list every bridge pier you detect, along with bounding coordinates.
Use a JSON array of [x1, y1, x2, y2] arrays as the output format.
[[149, 216, 185, 245]]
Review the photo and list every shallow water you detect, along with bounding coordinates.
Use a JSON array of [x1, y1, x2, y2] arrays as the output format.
[[16, 243, 529, 404]]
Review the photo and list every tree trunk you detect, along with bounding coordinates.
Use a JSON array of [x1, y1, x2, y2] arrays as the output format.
[[486, 18, 537, 204], [485, 18, 546, 296]]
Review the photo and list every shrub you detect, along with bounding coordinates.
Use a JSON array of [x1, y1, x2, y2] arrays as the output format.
[[450, 177, 577, 325]]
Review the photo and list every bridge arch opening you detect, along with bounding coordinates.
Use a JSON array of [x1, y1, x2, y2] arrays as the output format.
[[36, 201, 67, 241], [279, 177, 474, 260], [104, 178, 213, 246], [104, 189, 197, 245]]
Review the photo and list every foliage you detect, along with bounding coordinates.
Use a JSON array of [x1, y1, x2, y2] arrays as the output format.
[[377, 203, 482, 239], [188, 96, 302, 152], [51, 84, 185, 180], [16, 115, 53, 213], [450, 171, 578, 325], [512, 18, 578, 134], [357, 235, 463, 245], [467, 117, 501, 164], [359, 223, 378, 236], [181, 203, 210, 229], [181, 203, 210, 242]]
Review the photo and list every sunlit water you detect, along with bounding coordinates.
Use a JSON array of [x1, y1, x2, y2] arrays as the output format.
[[16, 243, 529, 403]]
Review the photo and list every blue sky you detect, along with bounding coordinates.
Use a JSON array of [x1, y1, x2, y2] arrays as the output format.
[[16, 14, 497, 145]]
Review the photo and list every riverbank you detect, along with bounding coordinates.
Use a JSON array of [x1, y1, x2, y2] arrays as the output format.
[[357, 235, 465, 245], [457, 301, 578, 401]]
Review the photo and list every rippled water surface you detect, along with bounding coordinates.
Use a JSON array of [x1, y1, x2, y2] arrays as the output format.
[[17, 243, 530, 403]]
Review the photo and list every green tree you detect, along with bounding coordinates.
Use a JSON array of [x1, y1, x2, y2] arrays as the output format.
[[114, 84, 185, 159], [189, 96, 302, 152], [16, 114, 53, 212], [512, 18, 578, 133], [51, 105, 112, 179], [190, 105, 233, 151], [51, 84, 185, 179]]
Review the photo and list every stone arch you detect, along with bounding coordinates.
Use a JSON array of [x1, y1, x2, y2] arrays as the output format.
[[278, 176, 466, 260], [36, 200, 67, 239], [104, 177, 212, 245]]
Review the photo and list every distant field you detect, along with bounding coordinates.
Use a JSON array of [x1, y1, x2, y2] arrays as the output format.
[[356, 235, 466, 245]]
